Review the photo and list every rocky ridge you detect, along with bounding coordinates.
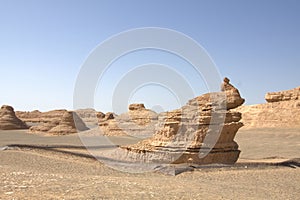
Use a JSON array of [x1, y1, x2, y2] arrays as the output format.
[[16, 109, 67, 123], [235, 86, 300, 129], [265, 86, 300, 102]]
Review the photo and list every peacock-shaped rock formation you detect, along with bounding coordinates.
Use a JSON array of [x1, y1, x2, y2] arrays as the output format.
[[108, 78, 245, 165]]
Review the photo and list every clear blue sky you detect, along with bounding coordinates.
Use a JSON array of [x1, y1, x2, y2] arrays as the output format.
[[0, 0, 299, 112]]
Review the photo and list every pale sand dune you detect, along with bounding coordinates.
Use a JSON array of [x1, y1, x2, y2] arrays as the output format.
[[0, 128, 299, 199]]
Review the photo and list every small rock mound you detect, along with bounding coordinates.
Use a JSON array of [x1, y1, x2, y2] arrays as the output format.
[[74, 108, 99, 126], [29, 120, 59, 133], [99, 104, 158, 137], [30, 111, 89, 135], [48, 111, 89, 135], [15, 110, 42, 122], [98, 112, 117, 122], [0, 105, 28, 130], [129, 103, 145, 111]]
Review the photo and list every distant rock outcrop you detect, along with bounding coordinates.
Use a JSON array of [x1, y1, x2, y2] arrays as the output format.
[[0, 105, 28, 130], [73, 108, 100, 126], [17, 108, 101, 127], [109, 78, 245, 165], [265, 86, 300, 103], [30, 111, 89, 135], [16, 109, 67, 123], [235, 86, 300, 129], [48, 111, 89, 135], [99, 104, 158, 137]]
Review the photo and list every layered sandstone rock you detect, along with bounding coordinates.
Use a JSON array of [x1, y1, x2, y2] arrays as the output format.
[[16, 109, 67, 123], [221, 77, 245, 109], [29, 120, 59, 133], [30, 111, 89, 135], [99, 104, 158, 137], [48, 111, 89, 135], [236, 86, 300, 129], [265, 86, 300, 102], [17, 108, 100, 127], [117, 78, 244, 165], [0, 105, 28, 130], [15, 110, 42, 122]]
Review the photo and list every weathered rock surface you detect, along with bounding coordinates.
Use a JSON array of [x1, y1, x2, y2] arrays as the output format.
[[74, 108, 100, 126], [17, 108, 102, 127], [221, 77, 245, 109], [30, 111, 89, 135], [16, 109, 67, 123], [0, 105, 28, 130], [116, 78, 244, 165], [99, 104, 158, 137], [265, 86, 300, 103], [235, 86, 300, 129]]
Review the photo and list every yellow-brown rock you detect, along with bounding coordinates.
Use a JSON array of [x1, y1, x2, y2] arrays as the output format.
[[16, 109, 67, 123], [121, 78, 244, 165], [265, 86, 300, 102], [73, 108, 99, 126], [235, 86, 300, 129], [99, 104, 158, 137], [221, 77, 245, 109], [0, 105, 28, 130], [30, 111, 89, 135]]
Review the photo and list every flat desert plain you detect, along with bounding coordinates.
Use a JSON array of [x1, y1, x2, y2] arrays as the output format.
[[1, 128, 299, 199]]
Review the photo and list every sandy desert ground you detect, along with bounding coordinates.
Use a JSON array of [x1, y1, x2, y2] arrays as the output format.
[[0, 128, 299, 199]]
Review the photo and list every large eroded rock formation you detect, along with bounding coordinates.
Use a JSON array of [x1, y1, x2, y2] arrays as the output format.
[[116, 78, 244, 165], [0, 105, 28, 130]]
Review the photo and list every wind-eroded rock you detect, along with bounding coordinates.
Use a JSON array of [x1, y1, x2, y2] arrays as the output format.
[[17, 108, 100, 127], [117, 78, 244, 165], [72, 108, 100, 126], [0, 105, 28, 130], [30, 111, 89, 135], [236, 86, 300, 129], [99, 104, 158, 137], [265, 86, 300, 103], [221, 77, 245, 109], [16, 109, 67, 123]]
